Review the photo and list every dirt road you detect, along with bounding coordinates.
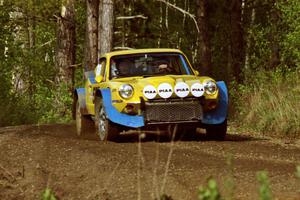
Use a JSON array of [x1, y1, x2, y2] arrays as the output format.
[[0, 124, 299, 200]]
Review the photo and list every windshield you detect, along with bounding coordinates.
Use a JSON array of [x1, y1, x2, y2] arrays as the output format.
[[110, 53, 192, 79]]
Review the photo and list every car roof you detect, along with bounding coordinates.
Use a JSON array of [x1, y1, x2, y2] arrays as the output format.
[[102, 48, 184, 58]]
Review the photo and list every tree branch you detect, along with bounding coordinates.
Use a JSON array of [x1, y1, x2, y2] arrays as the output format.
[[116, 15, 148, 20], [155, 0, 200, 32], [113, 47, 135, 50]]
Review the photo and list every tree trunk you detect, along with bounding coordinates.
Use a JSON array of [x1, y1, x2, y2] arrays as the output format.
[[195, 0, 212, 76], [99, 0, 114, 55], [229, 0, 244, 82], [56, 0, 76, 90], [84, 0, 99, 71], [158, 1, 163, 47], [269, 1, 280, 69]]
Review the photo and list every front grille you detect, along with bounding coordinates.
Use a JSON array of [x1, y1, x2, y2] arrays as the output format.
[[144, 98, 202, 123]]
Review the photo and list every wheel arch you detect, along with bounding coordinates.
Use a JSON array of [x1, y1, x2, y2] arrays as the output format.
[[94, 88, 103, 98], [202, 81, 228, 125], [99, 88, 144, 128]]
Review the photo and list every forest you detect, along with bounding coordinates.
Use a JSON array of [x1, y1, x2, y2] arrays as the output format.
[[0, 0, 299, 137]]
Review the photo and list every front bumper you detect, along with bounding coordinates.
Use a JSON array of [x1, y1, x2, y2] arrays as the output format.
[[101, 81, 228, 128], [142, 98, 203, 124]]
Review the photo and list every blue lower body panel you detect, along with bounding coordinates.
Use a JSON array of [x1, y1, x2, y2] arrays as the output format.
[[101, 89, 145, 128], [202, 81, 228, 125]]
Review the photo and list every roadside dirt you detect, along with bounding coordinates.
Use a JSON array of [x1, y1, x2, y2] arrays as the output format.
[[0, 124, 299, 200]]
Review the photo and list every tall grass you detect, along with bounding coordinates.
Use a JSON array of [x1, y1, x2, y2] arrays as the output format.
[[231, 68, 300, 137]]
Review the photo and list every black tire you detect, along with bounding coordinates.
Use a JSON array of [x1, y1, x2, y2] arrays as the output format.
[[95, 97, 119, 141], [177, 126, 198, 141], [75, 99, 93, 136], [205, 119, 227, 141]]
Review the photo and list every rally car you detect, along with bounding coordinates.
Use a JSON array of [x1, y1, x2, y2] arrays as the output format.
[[74, 49, 228, 141]]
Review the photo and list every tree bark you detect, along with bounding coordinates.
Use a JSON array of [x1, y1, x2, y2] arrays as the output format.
[[55, 0, 76, 89], [99, 0, 114, 55], [269, 1, 280, 69], [229, 0, 244, 82], [195, 0, 212, 76], [84, 0, 99, 71]]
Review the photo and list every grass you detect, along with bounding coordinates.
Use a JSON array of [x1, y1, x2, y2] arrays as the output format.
[[256, 171, 272, 200], [231, 69, 300, 137]]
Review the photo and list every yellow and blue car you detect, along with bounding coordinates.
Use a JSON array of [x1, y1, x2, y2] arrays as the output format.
[[74, 49, 228, 141]]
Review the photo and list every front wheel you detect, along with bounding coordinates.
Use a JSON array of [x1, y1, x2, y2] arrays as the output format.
[[95, 97, 119, 141], [205, 119, 227, 141]]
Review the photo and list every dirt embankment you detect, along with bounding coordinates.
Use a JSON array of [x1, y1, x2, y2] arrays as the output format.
[[0, 124, 299, 200]]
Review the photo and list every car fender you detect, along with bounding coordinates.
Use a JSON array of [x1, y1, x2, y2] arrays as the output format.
[[74, 88, 89, 116], [202, 81, 228, 125], [100, 88, 145, 128]]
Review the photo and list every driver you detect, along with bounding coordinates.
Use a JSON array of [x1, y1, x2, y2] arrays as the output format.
[[118, 60, 132, 75], [157, 62, 175, 73]]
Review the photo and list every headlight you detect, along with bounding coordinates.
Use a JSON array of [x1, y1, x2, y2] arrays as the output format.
[[204, 80, 217, 95], [119, 84, 134, 99]]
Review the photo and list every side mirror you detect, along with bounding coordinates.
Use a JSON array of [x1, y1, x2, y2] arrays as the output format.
[[95, 63, 103, 82], [194, 70, 199, 76], [95, 75, 103, 83]]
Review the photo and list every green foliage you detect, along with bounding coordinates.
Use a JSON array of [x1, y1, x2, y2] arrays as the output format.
[[42, 188, 56, 200], [35, 83, 73, 124], [245, 0, 300, 70], [257, 171, 272, 200], [278, 0, 300, 68], [198, 178, 223, 200], [0, 0, 73, 127]]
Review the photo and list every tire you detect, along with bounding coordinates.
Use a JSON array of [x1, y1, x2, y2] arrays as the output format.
[[205, 119, 227, 141], [183, 127, 197, 134], [75, 99, 93, 136], [95, 97, 119, 141]]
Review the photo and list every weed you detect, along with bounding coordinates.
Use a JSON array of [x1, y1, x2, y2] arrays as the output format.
[[42, 188, 56, 200], [224, 154, 235, 200], [257, 171, 272, 200], [296, 166, 300, 180], [198, 178, 223, 200], [161, 125, 177, 195]]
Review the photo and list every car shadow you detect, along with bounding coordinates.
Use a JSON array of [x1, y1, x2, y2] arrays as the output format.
[[114, 130, 265, 143], [39, 124, 265, 143]]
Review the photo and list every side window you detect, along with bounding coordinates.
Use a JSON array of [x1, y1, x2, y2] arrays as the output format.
[[95, 58, 106, 82], [95, 63, 102, 76], [100, 59, 106, 80]]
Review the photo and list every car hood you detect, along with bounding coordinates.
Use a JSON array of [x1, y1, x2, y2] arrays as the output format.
[[112, 75, 210, 84]]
